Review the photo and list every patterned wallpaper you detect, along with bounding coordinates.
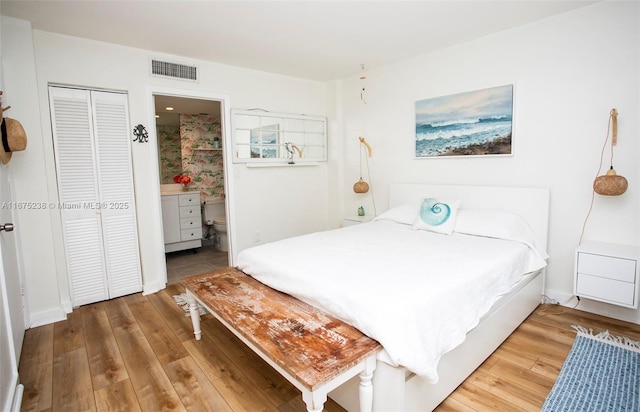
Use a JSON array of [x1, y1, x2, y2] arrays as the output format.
[[180, 114, 225, 200], [158, 125, 182, 184], [157, 114, 225, 200]]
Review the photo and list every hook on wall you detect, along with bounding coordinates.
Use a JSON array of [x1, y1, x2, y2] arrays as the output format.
[[133, 124, 149, 143]]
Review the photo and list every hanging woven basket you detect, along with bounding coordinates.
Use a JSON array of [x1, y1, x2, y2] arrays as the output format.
[[593, 167, 628, 196]]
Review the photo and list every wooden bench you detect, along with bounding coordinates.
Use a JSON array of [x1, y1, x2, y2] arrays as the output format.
[[181, 268, 382, 412]]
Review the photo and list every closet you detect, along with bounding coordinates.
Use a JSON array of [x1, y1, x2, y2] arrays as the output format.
[[49, 86, 142, 306]]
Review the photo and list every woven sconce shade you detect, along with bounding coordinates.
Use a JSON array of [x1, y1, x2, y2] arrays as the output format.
[[353, 178, 369, 193], [594, 167, 628, 196]]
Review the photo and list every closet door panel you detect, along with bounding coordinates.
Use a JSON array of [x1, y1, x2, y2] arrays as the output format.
[[92, 91, 142, 298], [65, 219, 108, 306], [101, 214, 142, 297], [49, 87, 108, 305]]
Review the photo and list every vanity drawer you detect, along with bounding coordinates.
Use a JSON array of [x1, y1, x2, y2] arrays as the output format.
[[179, 205, 200, 218], [180, 217, 200, 230], [179, 193, 200, 206], [181, 228, 201, 241]]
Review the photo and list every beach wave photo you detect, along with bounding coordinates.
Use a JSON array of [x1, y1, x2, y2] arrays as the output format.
[[415, 85, 513, 157]]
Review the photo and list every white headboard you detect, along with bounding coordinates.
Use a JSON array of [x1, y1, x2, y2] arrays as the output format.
[[389, 184, 550, 252]]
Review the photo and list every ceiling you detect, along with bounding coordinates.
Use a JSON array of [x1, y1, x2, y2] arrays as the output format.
[[1, 0, 597, 82], [154, 95, 221, 126]]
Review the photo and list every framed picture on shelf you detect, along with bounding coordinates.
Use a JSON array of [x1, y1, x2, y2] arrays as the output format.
[[250, 124, 280, 158]]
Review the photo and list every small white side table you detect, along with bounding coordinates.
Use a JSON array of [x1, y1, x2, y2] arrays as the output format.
[[343, 216, 373, 227], [574, 241, 639, 308]]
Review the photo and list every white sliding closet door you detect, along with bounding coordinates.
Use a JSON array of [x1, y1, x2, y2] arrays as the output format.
[[49, 86, 142, 306]]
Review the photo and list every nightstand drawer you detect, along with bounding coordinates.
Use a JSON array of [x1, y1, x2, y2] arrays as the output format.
[[576, 273, 635, 306], [577, 253, 636, 282], [574, 241, 639, 309]]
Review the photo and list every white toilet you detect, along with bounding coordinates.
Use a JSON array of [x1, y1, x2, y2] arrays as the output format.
[[202, 199, 228, 252]]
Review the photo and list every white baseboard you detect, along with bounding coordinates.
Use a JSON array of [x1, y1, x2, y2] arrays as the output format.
[[143, 280, 167, 296], [543, 288, 576, 306], [11, 384, 23, 412], [61, 299, 73, 314], [29, 307, 66, 328], [545, 288, 640, 325]]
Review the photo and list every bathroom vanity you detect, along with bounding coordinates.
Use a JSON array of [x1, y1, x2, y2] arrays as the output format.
[[161, 191, 202, 253]]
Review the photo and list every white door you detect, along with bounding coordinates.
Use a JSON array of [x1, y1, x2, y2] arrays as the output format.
[[49, 86, 142, 306], [0, 165, 26, 411], [91, 91, 143, 298]]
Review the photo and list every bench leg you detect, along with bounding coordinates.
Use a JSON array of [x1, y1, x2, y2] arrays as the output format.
[[186, 292, 202, 341], [302, 390, 327, 412], [359, 356, 376, 412]]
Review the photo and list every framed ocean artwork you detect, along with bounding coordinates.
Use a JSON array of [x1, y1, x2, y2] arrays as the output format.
[[250, 123, 279, 158], [414, 84, 513, 158]]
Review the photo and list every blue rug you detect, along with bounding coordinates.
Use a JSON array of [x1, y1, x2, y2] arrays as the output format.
[[541, 325, 640, 411]]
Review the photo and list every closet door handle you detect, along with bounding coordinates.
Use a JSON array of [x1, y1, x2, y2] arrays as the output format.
[[0, 223, 14, 232]]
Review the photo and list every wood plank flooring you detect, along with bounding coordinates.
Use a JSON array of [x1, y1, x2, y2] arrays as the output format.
[[19, 285, 640, 411]]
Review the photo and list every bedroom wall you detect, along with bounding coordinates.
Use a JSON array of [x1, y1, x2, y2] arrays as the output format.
[[335, 1, 640, 323], [1, 19, 331, 326], [2, 2, 638, 327]]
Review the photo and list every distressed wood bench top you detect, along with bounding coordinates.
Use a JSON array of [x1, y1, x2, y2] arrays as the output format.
[[181, 267, 381, 392]]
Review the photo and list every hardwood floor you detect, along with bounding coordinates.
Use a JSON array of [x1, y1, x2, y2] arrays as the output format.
[[164, 245, 229, 284], [19, 287, 640, 411]]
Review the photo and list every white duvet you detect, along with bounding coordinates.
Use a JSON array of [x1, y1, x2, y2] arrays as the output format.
[[236, 220, 547, 382]]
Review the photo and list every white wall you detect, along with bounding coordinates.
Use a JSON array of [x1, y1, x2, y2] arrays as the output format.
[[336, 1, 639, 323], [2, 21, 329, 325], [1, 17, 63, 326], [3, 1, 639, 326]]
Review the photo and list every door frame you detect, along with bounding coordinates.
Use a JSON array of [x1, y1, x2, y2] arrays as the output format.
[[0, 166, 27, 411], [145, 86, 235, 282]]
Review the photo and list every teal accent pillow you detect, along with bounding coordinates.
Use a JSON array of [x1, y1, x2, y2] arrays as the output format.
[[413, 197, 461, 235]]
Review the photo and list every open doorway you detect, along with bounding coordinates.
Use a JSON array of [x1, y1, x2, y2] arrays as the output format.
[[153, 93, 229, 284]]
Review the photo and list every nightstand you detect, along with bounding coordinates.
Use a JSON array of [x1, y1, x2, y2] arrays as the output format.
[[574, 241, 639, 308], [343, 216, 373, 227]]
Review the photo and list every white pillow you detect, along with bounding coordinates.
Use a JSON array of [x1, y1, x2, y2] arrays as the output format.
[[373, 203, 419, 225], [412, 197, 460, 235], [454, 209, 547, 258]]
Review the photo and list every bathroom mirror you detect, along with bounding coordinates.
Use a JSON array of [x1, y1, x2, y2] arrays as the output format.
[[231, 109, 327, 164]]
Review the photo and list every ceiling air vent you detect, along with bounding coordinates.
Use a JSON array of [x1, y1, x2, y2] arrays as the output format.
[[150, 59, 198, 81]]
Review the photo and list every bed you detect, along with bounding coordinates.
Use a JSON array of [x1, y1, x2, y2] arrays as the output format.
[[235, 184, 550, 411]]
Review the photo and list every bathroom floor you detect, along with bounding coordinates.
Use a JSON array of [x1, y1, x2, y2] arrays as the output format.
[[165, 244, 229, 284]]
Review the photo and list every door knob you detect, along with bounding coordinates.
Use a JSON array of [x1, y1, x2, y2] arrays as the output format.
[[0, 223, 14, 232]]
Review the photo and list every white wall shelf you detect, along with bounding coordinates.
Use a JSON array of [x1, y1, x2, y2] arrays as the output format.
[[244, 162, 320, 168]]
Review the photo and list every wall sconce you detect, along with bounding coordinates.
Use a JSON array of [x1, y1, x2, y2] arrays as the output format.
[[579, 108, 629, 244], [353, 136, 372, 193], [133, 124, 149, 143], [593, 109, 628, 196]]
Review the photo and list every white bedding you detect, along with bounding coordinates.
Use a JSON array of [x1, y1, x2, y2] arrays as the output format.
[[235, 219, 547, 382]]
